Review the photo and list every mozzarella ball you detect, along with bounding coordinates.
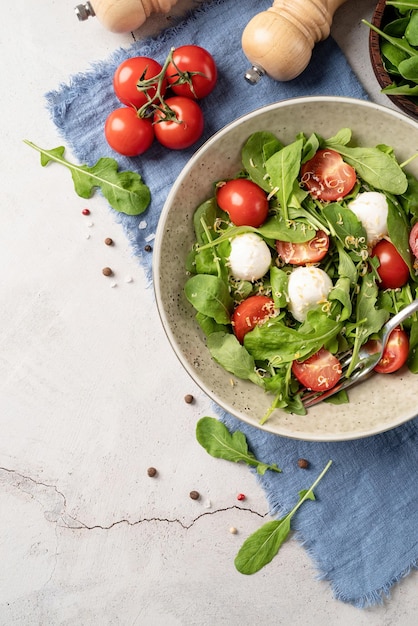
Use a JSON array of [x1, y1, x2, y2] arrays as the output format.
[[288, 266, 333, 322], [348, 191, 388, 247], [228, 233, 271, 281]]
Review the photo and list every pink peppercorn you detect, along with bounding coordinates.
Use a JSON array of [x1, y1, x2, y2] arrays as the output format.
[[82, 208, 90, 215], [237, 493, 246, 501]]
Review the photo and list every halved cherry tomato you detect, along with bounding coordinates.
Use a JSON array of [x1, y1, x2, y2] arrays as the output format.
[[371, 239, 410, 290], [409, 222, 418, 261], [166, 45, 217, 99], [113, 57, 166, 108], [153, 97, 204, 150], [300, 149, 357, 201], [292, 347, 342, 391], [232, 295, 275, 344], [216, 179, 269, 228], [104, 107, 154, 156], [276, 230, 329, 265], [363, 327, 409, 374]]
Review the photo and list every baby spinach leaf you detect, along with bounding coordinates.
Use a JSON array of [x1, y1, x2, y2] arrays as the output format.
[[265, 138, 303, 222], [387, 197, 414, 272], [270, 266, 289, 308], [193, 198, 219, 244], [206, 332, 261, 385], [399, 55, 418, 80], [184, 275, 233, 325], [331, 143, 408, 194], [235, 460, 332, 575], [24, 140, 150, 215], [322, 203, 368, 255], [323, 127, 352, 148], [196, 417, 281, 474], [329, 276, 353, 321], [242, 131, 283, 192]]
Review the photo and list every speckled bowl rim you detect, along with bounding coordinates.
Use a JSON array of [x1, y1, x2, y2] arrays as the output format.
[[153, 96, 418, 442]]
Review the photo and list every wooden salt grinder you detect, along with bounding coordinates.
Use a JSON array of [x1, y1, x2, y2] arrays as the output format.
[[242, 0, 349, 83], [75, 0, 179, 33]]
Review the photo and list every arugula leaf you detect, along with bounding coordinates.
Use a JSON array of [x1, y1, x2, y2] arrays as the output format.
[[241, 131, 283, 192], [206, 331, 261, 385], [196, 417, 281, 475], [235, 460, 332, 574], [24, 140, 150, 215], [265, 138, 303, 222]]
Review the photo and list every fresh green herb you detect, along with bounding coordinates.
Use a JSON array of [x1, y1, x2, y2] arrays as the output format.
[[195, 417, 281, 475], [363, 2, 418, 97], [234, 460, 332, 575], [24, 140, 150, 215]]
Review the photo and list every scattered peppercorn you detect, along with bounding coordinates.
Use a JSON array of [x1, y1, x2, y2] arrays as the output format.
[[144, 244, 152, 252], [237, 493, 246, 501], [229, 526, 238, 534], [82, 208, 90, 215], [104, 237, 114, 246], [102, 267, 113, 276], [189, 490, 200, 500], [184, 394, 194, 404], [297, 458, 310, 469], [147, 467, 157, 477]]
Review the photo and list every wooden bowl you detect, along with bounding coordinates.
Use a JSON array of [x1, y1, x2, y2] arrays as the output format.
[[369, 0, 418, 119]]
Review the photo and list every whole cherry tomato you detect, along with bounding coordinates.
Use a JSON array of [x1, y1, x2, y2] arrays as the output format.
[[104, 107, 154, 156], [153, 97, 204, 150], [363, 327, 409, 374], [166, 45, 217, 99], [301, 149, 357, 201], [216, 179, 269, 228], [371, 239, 410, 289], [113, 57, 166, 109]]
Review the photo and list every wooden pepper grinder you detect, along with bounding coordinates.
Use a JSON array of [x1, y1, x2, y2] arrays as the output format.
[[242, 0, 348, 83], [75, 0, 179, 33]]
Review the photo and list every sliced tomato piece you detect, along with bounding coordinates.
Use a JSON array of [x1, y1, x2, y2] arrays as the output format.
[[300, 149, 357, 201], [292, 347, 342, 392], [276, 230, 329, 265], [232, 295, 275, 344], [409, 222, 418, 261]]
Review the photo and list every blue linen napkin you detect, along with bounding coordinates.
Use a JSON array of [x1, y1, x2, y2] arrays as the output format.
[[45, 0, 418, 608]]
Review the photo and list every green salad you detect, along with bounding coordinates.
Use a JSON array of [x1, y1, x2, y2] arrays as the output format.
[[184, 128, 418, 421]]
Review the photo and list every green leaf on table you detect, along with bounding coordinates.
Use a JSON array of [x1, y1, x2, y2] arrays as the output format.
[[196, 417, 281, 475], [24, 140, 151, 215], [235, 460, 332, 574]]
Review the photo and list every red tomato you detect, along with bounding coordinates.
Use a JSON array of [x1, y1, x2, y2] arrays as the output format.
[[232, 295, 275, 344], [300, 149, 357, 201], [216, 179, 269, 228], [153, 97, 204, 150], [409, 222, 418, 260], [166, 45, 217, 99], [292, 347, 342, 392], [365, 327, 409, 374], [276, 230, 329, 265], [104, 107, 154, 156], [113, 57, 166, 108], [371, 239, 410, 289]]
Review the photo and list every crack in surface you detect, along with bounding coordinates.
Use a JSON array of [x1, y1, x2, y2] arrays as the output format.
[[0, 466, 267, 532]]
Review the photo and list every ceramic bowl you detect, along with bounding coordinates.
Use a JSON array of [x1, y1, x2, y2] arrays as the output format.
[[369, 0, 418, 119], [153, 96, 418, 442]]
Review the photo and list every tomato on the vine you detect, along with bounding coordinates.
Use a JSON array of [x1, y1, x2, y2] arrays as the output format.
[[104, 107, 154, 156], [232, 295, 275, 344], [371, 239, 410, 289], [153, 97, 204, 150], [363, 327, 409, 374], [166, 45, 217, 99], [301, 149, 357, 201], [216, 179, 269, 228], [113, 57, 166, 109], [292, 348, 342, 391], [276, 230, 329, 265]]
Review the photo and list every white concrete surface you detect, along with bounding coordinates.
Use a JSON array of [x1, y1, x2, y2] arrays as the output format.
[[1, 0, 416, 624]]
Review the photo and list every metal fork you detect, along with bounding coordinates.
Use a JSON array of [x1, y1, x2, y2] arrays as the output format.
[[301, 299, 418, 409]]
